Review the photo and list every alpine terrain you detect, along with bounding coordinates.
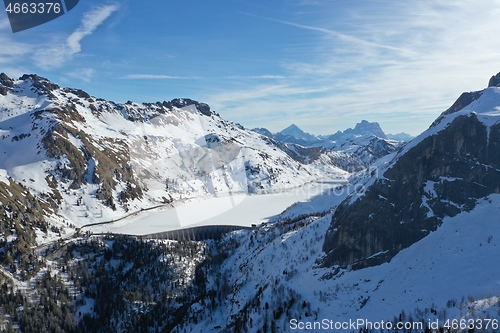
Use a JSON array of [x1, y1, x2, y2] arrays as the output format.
[[253, 121, 406, 171], [0, 72, 498, 332]]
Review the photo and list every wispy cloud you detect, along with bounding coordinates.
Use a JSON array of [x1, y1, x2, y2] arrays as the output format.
[[67, 5, 119, 54], [35, 4, 119, 69], [212, 84, 333, 103], [67, 68, 96, 82], [124, 74, 286, 80], [0, 17, 12, 31], [209, 0, 500, 136], [124, 74, 199, 80], [226, 75, 287, 80], [253, 15, 416, 56], [0, 18, 33, 76]]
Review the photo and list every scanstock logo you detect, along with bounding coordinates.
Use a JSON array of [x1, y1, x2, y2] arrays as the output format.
[[3, 0, 79, 33]]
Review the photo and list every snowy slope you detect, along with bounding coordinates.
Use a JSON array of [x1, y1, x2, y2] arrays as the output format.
[[178, 190, 500, 333], [0, 74, 349, 237], [392, 85, 500, 165], [170, 72, 500, 333], [321, 76, 500, 271]]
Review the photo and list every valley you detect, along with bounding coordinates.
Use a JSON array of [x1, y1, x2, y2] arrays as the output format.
[[85, 178, 348, 236], [0, 72, 500, 332]]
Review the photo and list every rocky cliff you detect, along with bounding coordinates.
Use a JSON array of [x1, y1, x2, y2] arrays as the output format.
[[322, 72, 500, 269]]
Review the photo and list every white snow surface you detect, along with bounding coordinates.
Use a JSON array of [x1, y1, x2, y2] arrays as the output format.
[[188, 193, 500, 332], [88, 180, 346, 235]]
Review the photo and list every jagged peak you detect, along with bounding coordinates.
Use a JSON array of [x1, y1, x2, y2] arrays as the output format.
[[279, 124, 305, 135], [0, 73, 14, 87], [63, 87, 92, 100], [19, 73, 58, 88], [488, 72, 500, 87], [327, 120, 387, 140], [353, 120, 386, 137], [283, 123, 300, 130], [251, 127, 273, 137], [3, 73, 216, 119], [433, 71, 500, 127], [18, 73, 60, 97], [0, 73, 14, 96], [164, 98, 212, 116]]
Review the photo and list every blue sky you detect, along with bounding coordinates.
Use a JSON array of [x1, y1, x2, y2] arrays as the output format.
[[2, 0, 500, 136]]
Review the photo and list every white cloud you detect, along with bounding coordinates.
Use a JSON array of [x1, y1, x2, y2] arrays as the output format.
[[260, 16, 416, 56], [67, 68, 96, 82], [124, 74, 286, 80], [124, 74, 197, 80], [0, 17, 12, 31], [35, 4, 119, 69], [0, 37, 30, 56], [0, 18, 34, 76], [226, 75, 287, 80], [66, 5, 119, 54], [210, 0, 500, 136]]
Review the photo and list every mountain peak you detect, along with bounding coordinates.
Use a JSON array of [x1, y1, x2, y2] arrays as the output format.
[[0, 73, 14, 95], [352, 120, 386, 138], [274, 124, 320, 145], [162, 98, 212, 116], [326, 120, 388, 142], [435, 70, 500, 126], [488, 71, 500, 87], [251, 127, 273, 137], [279, 124, 305, 135], [20, 73, 60, 92], [286, 123, 300, 129]]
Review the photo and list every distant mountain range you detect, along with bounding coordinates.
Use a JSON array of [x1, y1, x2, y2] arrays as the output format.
[[253, 121, 407, 172], [252, 120, 414, 148]]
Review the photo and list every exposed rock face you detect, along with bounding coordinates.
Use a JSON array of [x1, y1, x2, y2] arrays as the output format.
[[435, 91, 483, 122], [322, 76, 500, 270], [0, 73, 14, 96], [434, 72, 500, 124], [19, 74, 60, 97], [166, 98, 212, 116], [251, 127, 273, 138], [326, 120, 387, 141], [488, 71, 500, 87]]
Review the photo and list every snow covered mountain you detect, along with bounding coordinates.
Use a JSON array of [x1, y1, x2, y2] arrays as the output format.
[[3, 72, 498, 333], [317, 120, 402, 169], [273, 124, 321, 146], [252, 124, 320, 146], [253, 122, 402, 170], [322, 71, 500, 270], [0, 74, 352, 232], [324, 119, 387, 141], [174, 72, 500, 333], [386, 132, 414, 141]]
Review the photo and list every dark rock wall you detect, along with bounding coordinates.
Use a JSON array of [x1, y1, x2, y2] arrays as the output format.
[[322, 114, 500, 270]]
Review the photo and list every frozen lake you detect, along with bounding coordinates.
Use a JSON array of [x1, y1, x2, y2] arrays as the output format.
[[87, 180, 346, 236]]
